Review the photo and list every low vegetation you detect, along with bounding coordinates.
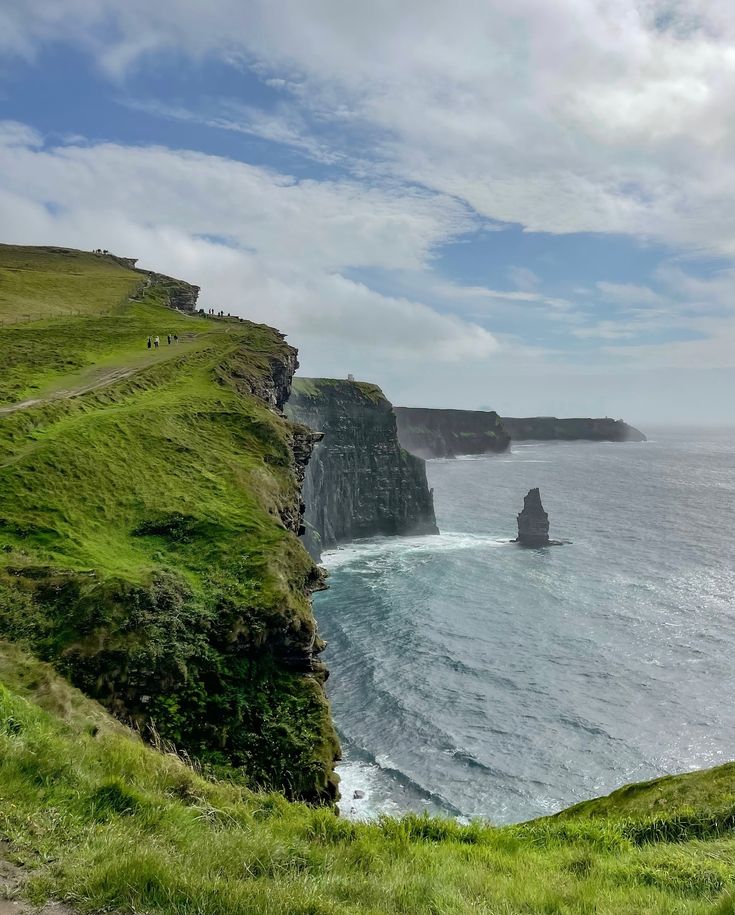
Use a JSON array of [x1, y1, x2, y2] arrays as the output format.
[[2, 643, 735, 914], [0, 245, 143, 324]]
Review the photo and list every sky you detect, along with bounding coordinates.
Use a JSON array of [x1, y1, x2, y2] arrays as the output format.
[[1, 1, 735, 424]]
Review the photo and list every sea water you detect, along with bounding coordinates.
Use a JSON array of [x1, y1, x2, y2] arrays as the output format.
[[312, 427, 735, 823]]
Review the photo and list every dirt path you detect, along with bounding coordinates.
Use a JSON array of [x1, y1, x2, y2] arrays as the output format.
[[0, 335, 205, 416], [0, 844, 74, 915], [0, 365, 137, 415]]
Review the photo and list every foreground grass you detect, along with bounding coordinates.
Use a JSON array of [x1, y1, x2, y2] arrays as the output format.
[[2, 643, 735, 915]]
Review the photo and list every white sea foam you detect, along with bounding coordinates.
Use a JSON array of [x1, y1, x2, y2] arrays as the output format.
[[335, 757, 403, 821], [321, 531, 507, 570]]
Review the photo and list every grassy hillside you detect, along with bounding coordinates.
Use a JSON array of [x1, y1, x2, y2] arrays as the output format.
[[2, 642, 735, 915], [0, 245, 144, 323], [0, 245, 338, 803]]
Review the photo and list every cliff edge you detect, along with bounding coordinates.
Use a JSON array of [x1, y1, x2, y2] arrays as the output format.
[[394, 406, 511, 459], [502, 416, 646, 442], [286, 379, 438, 559]]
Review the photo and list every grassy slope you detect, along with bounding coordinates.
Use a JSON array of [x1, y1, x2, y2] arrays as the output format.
[[0, 245, 337, 802], [291, 377, 386, 404], [2, 643, 735, 915], [0, 245, 143, 323]]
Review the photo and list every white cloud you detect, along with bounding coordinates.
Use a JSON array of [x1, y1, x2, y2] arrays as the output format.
[[595, 281, 667, 307], [0, 1, 731, 258], [3, 3, 735, 254], [0, 124, 495, 368], [508, 266, 540, 292], [3, 3, 735, 418]]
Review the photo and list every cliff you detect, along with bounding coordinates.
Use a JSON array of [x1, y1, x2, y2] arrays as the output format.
[[0, 244, 338, 804], [286, 379, 438, 559], [394, 406, 511, 459], [502, 416, 646, 442], [394, 406, 645, 458], [136, 269, 201, 312]]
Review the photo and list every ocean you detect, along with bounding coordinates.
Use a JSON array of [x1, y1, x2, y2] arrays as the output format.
[[312, 427, 735, 823]]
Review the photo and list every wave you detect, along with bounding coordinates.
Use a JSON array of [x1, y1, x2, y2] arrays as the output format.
[[337, 743, 465, 819], [321, 531, 509, 570]]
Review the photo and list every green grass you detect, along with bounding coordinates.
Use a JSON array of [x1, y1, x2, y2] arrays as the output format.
[[2, 643, 735, 915], [0, 245, 338, 803], [291, 377, 387, 405], [0, 245, 144, 323]]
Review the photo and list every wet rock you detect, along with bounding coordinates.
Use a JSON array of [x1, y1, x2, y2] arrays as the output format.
[[515, 488, 550, 547]]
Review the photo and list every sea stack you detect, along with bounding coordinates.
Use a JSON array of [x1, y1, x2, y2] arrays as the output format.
[[516, 488, 550, 547]]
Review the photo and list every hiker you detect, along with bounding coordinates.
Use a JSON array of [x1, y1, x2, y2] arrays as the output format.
[[154, 336, 160, 349], [147, 336, 152, 349], [167, 334, 172, 345], [173, 333, 179, 344]]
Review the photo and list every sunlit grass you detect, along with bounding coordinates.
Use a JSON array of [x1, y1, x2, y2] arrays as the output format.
[[2, 644, 735, 915]]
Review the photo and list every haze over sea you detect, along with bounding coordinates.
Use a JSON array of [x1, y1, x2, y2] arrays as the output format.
[[313, 428, 735, 823]]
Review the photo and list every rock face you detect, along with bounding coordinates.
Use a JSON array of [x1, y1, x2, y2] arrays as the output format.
[[394, 407, 511, 459], [130, 268, 201, 313], [502, 416, 646, 442], [515, 488, 550, 546], [286, 379, 439, 559]]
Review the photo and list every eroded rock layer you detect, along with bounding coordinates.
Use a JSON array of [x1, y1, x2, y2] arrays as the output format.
[[286, 379, 438, 559], [394, 406, 511, 459], [502, 416, 646, 442], [515, 488, 550, 547]]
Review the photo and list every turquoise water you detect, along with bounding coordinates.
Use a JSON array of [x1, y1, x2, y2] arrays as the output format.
[[313, 428, 735, 823]]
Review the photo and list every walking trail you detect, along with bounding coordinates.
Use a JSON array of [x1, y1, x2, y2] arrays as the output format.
[[0, 334, 204, 416], [0, 843, 74, 915]]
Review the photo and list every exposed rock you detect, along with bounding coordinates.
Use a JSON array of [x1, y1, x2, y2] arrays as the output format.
[[395, 408, 645, 457], [217, 336, 299, 411], [515, 488, 550, 547], [394, 406, 510, 459], [131, 270, 201, 313], [502, 416, 646, 442], [286, 379, 439, 560]]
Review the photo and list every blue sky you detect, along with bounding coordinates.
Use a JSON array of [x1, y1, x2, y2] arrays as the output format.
[[2, 1, 735, 423]]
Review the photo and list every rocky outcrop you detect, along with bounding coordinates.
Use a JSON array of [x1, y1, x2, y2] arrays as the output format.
[[515, 488, 550, 546], [502, 417, 646, 442], [129, 270, 200, 314], [216, 329, 298, 410], [394, 407, 511, 459], [286, 379, 439, 559]]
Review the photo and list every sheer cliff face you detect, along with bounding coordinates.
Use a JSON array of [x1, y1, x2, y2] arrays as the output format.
[[501, 417, 646, 442], [286, 379, 438, 559], [394, 407, 511, 459], [394, 408, 646, 458]]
